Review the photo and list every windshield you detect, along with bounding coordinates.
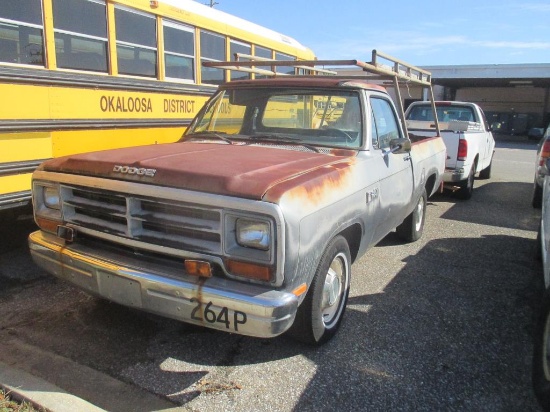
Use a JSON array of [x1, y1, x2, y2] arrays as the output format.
[[184, 88, 363, 149]]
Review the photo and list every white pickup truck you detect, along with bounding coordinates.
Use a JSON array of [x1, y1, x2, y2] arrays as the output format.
[[28, 52, 446, 345], [405, 101, 495, 199]]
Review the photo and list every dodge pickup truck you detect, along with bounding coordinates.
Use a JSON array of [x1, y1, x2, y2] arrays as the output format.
[[28, 52, 446, 345], [405, 101, 495, 199]]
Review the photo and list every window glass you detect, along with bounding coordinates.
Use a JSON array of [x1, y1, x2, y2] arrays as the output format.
[[53, 0, 106, 37], [187, 89, 362, 149], [115, 7, 157, 78], [200, 31, 224, 60], [164, 23, 193, 56], [165, 54, 193, 80], [275, 52, 294, 75], [0, 0, 43, 25], [230, 40, 250, 81], [115, 7, 156, 47], [0, 0, 44, 66], [254, 45, 272, 78], [255, 46, 272, 59], [53, 0, 108, 72], [54, 35, 107, 71], [0, 24, 44, 65], [117, 44, 156, 77], [200, 31, 225, 85], [371, 110, 379, 148], [407, 104, 475, 122], [164, 21, 194, 81], [370, 97, 401, 149], [191, 91, 245, 134]]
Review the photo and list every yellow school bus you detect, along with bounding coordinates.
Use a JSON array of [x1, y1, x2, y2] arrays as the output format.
[[0, 0, 316, 211]]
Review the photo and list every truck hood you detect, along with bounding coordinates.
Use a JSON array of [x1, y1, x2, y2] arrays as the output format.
[[41, 142, 357, 201]]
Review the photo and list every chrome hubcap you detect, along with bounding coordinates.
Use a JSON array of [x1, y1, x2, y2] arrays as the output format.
[[321, 253, 346, 326], [415, 197, 424, 232]]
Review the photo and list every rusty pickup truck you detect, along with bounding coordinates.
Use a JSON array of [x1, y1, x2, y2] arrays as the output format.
[[28, 52, 446, 345]]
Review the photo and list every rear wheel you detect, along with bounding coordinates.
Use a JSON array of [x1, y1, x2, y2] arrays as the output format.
[[396, 188, 427, 242], [287, 236, 351, 345], [456, 165, 475, 200]]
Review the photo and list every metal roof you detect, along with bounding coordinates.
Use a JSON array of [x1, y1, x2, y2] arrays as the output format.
[[423, 63, 550, 88]]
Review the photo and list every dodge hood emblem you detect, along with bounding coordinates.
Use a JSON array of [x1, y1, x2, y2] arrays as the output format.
[[113, 165, 156, 177]]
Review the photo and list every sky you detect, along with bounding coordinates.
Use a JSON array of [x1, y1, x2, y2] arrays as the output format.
[[206, 0, 550, 66]]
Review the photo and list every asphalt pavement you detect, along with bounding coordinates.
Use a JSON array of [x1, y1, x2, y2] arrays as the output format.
[[0, 133, 544, 412]]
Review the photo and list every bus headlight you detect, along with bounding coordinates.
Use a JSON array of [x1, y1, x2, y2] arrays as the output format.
[[236, 219, 270, 250]]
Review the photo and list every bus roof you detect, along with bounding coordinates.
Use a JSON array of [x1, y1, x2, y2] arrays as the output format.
[[158, 0, 311, 52]]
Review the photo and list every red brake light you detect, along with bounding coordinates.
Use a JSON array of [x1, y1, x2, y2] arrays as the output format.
[[540, 139, 550, 165], [457, 139, 468, 161]]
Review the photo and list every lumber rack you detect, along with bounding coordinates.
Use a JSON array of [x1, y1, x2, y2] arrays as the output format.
[[202, 49, 441, 136]]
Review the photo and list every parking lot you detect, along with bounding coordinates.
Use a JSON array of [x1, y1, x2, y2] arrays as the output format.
[[0, 136, 544, 412]]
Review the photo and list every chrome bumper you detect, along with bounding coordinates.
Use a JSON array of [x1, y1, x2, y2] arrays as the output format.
[[28, 231, 298, 338]]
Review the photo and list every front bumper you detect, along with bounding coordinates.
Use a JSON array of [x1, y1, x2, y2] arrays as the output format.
[[28, 230, 298, 338]]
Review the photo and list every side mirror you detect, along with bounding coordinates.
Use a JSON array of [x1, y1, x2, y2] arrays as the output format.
[[389, 138, 411, 154], [545, 158, 550, 176]]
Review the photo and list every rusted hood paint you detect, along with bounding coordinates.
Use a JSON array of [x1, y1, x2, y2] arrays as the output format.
[[41, 142, 357, 201]]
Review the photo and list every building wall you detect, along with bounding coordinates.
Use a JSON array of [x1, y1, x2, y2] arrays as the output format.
[[456, 87, 545, 113], [456, 87, 548, 134]]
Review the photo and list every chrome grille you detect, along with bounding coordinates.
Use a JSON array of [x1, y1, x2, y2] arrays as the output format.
[[61, 185, 222, 253]]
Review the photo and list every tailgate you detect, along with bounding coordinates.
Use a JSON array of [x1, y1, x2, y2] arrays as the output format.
[[441, 132, 459, 169], [407, 128, 458, 169]]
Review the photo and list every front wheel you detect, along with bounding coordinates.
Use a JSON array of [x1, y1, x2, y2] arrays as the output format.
[[479, 159, 493, 179], [396, 188, 427, 242], [287, 236, 351, 345], [533, 181, 543, 209]]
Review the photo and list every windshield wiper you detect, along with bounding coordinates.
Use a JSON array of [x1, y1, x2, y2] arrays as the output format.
[[185, 131, 234, 145], [248, 134, 320, 153]]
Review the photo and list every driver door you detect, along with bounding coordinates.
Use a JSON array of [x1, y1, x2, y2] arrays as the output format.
[[369, 96, 415, 243]]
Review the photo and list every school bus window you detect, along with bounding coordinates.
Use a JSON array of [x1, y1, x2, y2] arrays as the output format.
[[163, 20, 194, 81], [254, 45, 272, 79], [53, 0, 108, 72], [0, 0, 44, 66], [200, 30, 225, 85], [230, 39, 250, 81], [115, 6, 157, 78], [275, 52, 295, 75]]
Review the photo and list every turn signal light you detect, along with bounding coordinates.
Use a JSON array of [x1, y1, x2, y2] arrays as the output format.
[[185, 260, 212, 278], [226, 259, 272, 282], [35, 216, 61, 234]]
